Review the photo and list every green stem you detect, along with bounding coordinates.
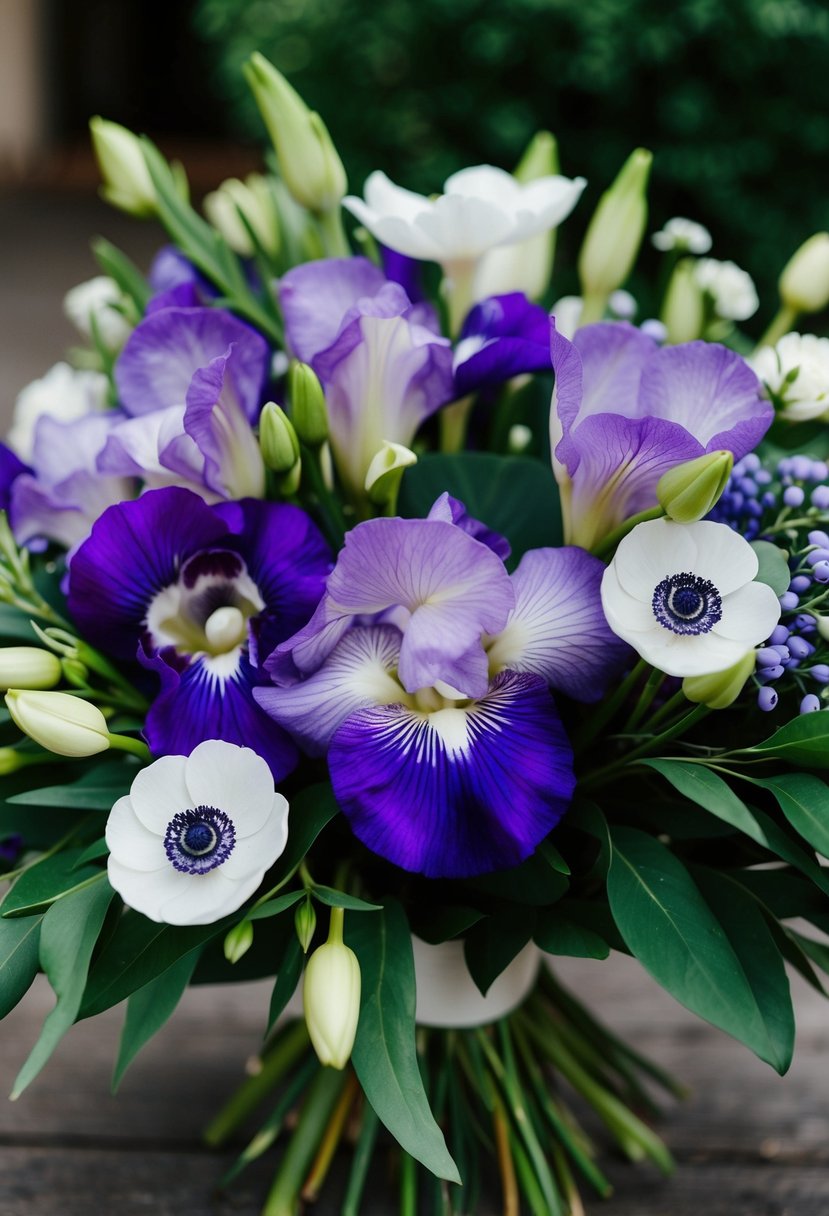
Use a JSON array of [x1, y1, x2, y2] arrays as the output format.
[[204, 1020, 310, 1147], [591, 506, 665, 560], [440, 395, 474, 454], [580, 704, 710, 790], [219, 1054, 318, 1186], [341, 1102, 380, 1216], [261, 1066, 348, 1216], [758, 303, 798, 349], [399, 1150, 418, 1216], [106, 733, 151, 762], [573, 658, 647, 754], [300, 443, 347, 549], [641, 688, 688, 735], [316, 206, 350, 258], [625, 667, 665, 733], [578, 291, 608, 328]]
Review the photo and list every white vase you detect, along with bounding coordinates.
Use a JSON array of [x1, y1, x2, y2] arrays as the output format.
[[412, 936, 542, 1028]]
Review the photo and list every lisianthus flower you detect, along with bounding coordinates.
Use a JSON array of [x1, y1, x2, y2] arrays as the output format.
[[750, 332, 829, 423], [64, 275, 133, 352], [651, 218, 712, 255], [7, 362, 109, 463], [67, 487, 331, 777], [99, 306, 269, 502], [694, 258, 759, 322], [550, 322, 773, 549], [257, 500, 626, 878], [343, 166, 585, 327], [600, 518, 781, 677], [106, 740, 289, 925]]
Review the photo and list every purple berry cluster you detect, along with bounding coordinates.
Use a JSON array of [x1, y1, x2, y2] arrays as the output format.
[[709, 453, 829, 715]]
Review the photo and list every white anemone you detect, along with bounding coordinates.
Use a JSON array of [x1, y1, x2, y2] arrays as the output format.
[[106, 740, 289, 926], [601, 518, 781, 677]]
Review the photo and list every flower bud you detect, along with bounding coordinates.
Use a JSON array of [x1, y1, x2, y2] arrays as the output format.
[[815, 614, 829, 643], [0, 748, 26, 776], [243, 54, 347, 214], [660, 257, 705, 344], [682, 650, 756, 709], [303, 907, 361, 1070], [779, 233, 829, 314], [203, 174, 281, 259], [224, 919, 254, 964], [259, 402, 300, 474], [289, 362, 329, 446], [89, 117, 157, 218], [0, 648, 62, 692], [5, 690, 110, 757], [657, 451, 733, 523], [578, 148, 652, 299], [295, 897, 317, 954], [365, 442, 417, 510]]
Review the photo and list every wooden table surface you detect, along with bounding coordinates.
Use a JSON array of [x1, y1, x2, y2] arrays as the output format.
[[0, 954, 826, 1216]]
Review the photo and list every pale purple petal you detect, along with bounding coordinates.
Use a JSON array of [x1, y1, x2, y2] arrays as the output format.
[[329, 670, 575, 878], [487, 547, 630, 702], [638, 341, 771, 457], [279, 257, 388, 363], [115, 307, 269, 419], [182, 351, 265, 499], [426, 492, 511, 560]]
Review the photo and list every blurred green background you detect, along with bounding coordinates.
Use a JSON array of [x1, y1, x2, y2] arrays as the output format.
[[194, 0, 829, 313]]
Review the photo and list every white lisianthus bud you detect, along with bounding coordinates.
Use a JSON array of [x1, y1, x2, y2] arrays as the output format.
[[64, 276, 133, 352], [295, 897, 317, 953], [365, 442, 417, 510], [89, 117, 158, 218], [578, 148, 652, 303], [779, 233, 829, 314], [243, 54, 346, 214], [657, 451, 733, 523], [0, 648, 62, 692], [682, 650, 756, 709], [661, 257, 705, 344], [5, 689, 110, 757], [203, 174, 281, 259], [303, 907, 361, 1070], [259, 402, 301, 475]]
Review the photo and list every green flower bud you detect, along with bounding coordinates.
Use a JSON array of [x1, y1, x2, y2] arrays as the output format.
[[657, 451, 733, 523], [779, 233, 829, 314], [5, 689, 110, 757], [682, 650, 756, 709], [815, 615, 829, 643], [364, 442, 417, 511], [224, 920, 254, 964], [661, 257, 705, 344], [89, 117, 157, 218], [289, 362, 329, 446], [514, 130, 559, 184], [578, 148, 652, 300], [303, 907, 361, 1070], [0, 647, 62, 691], [259, 402, 301, 474], [243, 54, 347, 214], [203, 174, 281, 259], [0, 748, 26, 775], [60, 658, 90, 689], [295, 897, 317, 954]]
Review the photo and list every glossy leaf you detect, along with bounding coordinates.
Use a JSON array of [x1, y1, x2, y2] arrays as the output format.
[[348, 900, 460, 1183], [265, 935, 304, 1035], [312, 886, 382, 912], [534, 909, 610, 959], [464, 912, 533, 995], [749, 709, 829, 768], [2, 849, 103, 917], [751, 540, 791, 596], [0, 913, 42, 1019], [748, 773, 829, 859], [7, 761, 138, 810], [113, 949, 201, 1090]]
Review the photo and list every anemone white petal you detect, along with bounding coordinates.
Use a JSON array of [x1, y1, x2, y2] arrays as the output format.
[[184, 740, 275, 836], [612, 519, 698, 600], [714, 580, 782, 642], [105, 796, 167, 871], [686, 519, 759, 595], [129, 754, 191, 832]]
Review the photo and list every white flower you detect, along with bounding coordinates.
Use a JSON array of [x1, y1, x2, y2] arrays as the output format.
[[106, 740, 289, 926], [64, 276, 132, 351], [7, 362, 109, 461], [694, 258, 758, 321], [601, 518, 781, 677], [550, 295, 584, 340], [652, 217, 712, 254], [750, 332, 829, 422]]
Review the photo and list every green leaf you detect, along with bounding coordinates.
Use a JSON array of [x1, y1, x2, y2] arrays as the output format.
[[412, 904, 483, 945], [534, 910, 610, 959], [642, 759, 766, 843], [12, 878, 113, 1096], [269, 783, 339, 887], [92, 237, 152, 312], [786, 929, 829, 978], [0, 606, 38, 641], [0, 914, 42, 1018], [748, 773, 829, 858], [467, 850, 569, 907], [73, 838, 109, 868], [312, 886, 382, 912], [567, 800, 612, 878], [265, 935, 304, 1035], [750, 540, 791, 596], [248, 890, 305, 921], [348, 900, 460, 1183], [7, 761, 137, 809], [749, 709, 829, 768], [463, 912, 533, 995], [692, 868, 794, 1074], [399, 452, 562, 563], [608, 827, 787, 1069], [112, 949, 200, 1090], [2, 849, 103, 917]]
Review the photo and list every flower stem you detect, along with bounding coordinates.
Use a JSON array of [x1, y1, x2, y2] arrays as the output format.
[[580, 704, 710, 790], [573, 659, 647, 754], [590, 506, 665, 560], [204, 1019, 310, 1147], [316, 206, 350, 258], [758, 304, 798, 349], [440, 395, 474, 453], [341, 1102, 380, 1216], [300, 1070, 360, 1202], [106, 733, 151, 762], [492, 1092, 520, 1216], [625, 666, 666, 733], [261, 1066, 348, 1216]]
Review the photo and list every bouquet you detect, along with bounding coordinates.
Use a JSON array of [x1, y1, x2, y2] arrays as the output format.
[[1, 52, 828, 1216]]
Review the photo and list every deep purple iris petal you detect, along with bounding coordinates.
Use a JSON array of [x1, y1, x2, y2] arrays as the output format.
[[329, 670, 575, 879], [115, 307, 269, 419], [494, 547, 630, 702], [148, 247, 214, 297], [455, 294, 552, 397], [141, 647, 297, 781], [256, 624, 403, 755], [639, 340, 772, 458], [426, 492, 511, 561], [214, 498, 332, 665], [0, 444, 29, 510], [380, 245, 426, 304], [66, 487, 229, 658], [280, 257, 388, 364], [146, 282, 203, 314]]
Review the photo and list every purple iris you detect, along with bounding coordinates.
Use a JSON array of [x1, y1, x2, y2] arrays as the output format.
[[67, 486, 332, 779], [550, 321, 773, 548], [454, 293, 552, 398], [0, 444, 30, 512], [256, 499, 626, 878]]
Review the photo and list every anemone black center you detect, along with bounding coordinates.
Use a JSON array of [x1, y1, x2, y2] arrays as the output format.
[[163, 805, 236, 875], [652, 572, 723, 636]]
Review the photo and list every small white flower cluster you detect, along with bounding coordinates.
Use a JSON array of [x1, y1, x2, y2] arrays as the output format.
[[750, 332, 829, 423], [652, 217, 712, 255], [64, 275, 132, 352], [8, 362, 109, 462], [694, 257, 759, 321]]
